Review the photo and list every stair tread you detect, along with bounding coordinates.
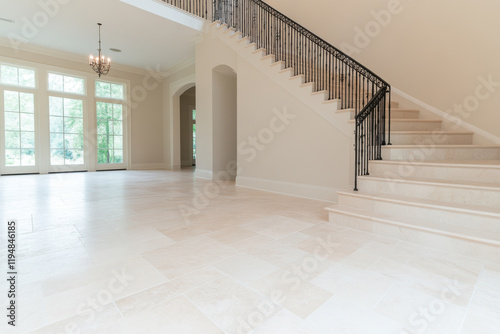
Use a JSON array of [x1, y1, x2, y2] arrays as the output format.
[[326, 204, 500, 245], [359, 175, 500, 190], [383, 144, 500, 148], [337, 190, 500, 218], [370, 159, 500, 168], [391, 131, 473, 134]]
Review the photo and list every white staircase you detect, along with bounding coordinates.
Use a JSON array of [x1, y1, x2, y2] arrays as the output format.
[[210, 21, 500, 261], [328, 104, 500, 261]]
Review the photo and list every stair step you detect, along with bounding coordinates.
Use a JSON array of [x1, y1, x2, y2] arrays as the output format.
[[326, 204, 500, 262], [390, 109, 420, 119], [381, 145, 500, 161], [390, 131, 473, 145], [337, 190, 500, 233], [348, 119, 442, 131], [358, 175, 500, 208], [338, 108, 418, 120], [369, 160, 500, 183]]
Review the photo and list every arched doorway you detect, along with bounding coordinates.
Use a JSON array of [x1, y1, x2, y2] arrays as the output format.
[[180, 87, 196, 168]]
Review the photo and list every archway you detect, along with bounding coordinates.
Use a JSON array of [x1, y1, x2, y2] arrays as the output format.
[[180, 87, 196, 168]]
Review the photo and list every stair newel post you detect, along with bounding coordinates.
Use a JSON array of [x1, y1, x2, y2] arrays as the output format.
[[354, 123, 359, 191], [388, 88, 392, 145]]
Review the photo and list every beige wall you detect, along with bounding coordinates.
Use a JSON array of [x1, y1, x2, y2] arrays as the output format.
[[267, 0, 500, 138], [212, 66, 237, 178], [195, 32, 351, 200], [0, 45, 165, 167]]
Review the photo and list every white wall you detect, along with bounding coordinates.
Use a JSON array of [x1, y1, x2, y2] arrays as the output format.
[[266, 0, 500, 139]]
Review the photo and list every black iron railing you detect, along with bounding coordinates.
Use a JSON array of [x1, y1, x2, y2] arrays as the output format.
[[167, 0, 391, 190], [160, 0, 208, 19]]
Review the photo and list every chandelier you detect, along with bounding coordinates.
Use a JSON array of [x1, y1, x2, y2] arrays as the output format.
[[89, 23, 111, 77]]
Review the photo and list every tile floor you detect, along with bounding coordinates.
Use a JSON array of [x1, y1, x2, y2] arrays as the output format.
[[0, 170, 498, 333]]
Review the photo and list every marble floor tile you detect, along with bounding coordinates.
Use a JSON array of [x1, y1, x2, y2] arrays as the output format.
[[186, 276, 280, 333], [0, 170, 496, 333]]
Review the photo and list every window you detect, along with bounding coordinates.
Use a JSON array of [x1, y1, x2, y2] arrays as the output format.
[[95, 81, 124, 99], [0, 65, 35, 88], [48, 73, 85, 95], [49, 97, 84, 165], [96, 102, 123, 164], [4, 90, 36, 166], [95, 80, 125, 167]]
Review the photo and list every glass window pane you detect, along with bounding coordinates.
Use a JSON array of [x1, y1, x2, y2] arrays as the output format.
[[20, 93, 34, 113], [48, 73, 64, 91], [1, 66, 18, 85], [20, 113, 35, 131], [21, 149, 35, 166], [113, 104, 122, 120], [50, 133, 64, 149], [4, 91, 19, 112], [96, 102, 112, 119], [50, 116, 64, 133], [5, 112, 20, 131], [64, 118, 83, 134], [97, 120, 109, 135], [98, 149, 110, 164], [64, 98, 83, 118], [5, 131, 20, 149], [65, 134, 83, 149], [5, 149, 20, 166], [113, 121, 122, 135], [97, 135, 109, 149], [49, 96, 63, 116], [50, 149, 64, 165], [65, 149, 84, 165], [21, 132, 35, 149], [18, 69, 35, 88], [64, 76, 84, 94], [95, 81, 111, 98], [111, 84, 124, 99], [113, 150, 123, 163], [113, 136, 123, 149]]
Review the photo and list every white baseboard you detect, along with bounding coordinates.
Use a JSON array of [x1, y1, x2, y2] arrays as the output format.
[[129, 163, 167, 170], [392, 87, 500, 145], [194, 168, 213, 179], [236, 176, 340, 203]]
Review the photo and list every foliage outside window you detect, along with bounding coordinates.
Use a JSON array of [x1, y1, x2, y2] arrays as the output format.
[[4, 91, 36, 166], [0, 65, 35, 88], [49, 97, 84, 165], [96, 102, 123, 164], [48, 73, 85, 95]]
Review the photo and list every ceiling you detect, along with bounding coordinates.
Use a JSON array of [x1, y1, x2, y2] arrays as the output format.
[[0, 0, 202, 71]]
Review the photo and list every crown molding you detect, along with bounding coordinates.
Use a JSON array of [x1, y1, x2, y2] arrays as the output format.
[[0, 37, 151, 76]]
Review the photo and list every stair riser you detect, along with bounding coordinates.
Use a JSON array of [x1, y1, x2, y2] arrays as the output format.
[[358, 178, 500, 207], [389, 110, 420, 119], [346, 110, 419, 120], [391, 133, 473, 145], [381, 147, 500, 161], [369, 163, 500, 183], [328, 211, 500, 262], [390, 121, 442, 131], [338, 194, 500, 234]]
